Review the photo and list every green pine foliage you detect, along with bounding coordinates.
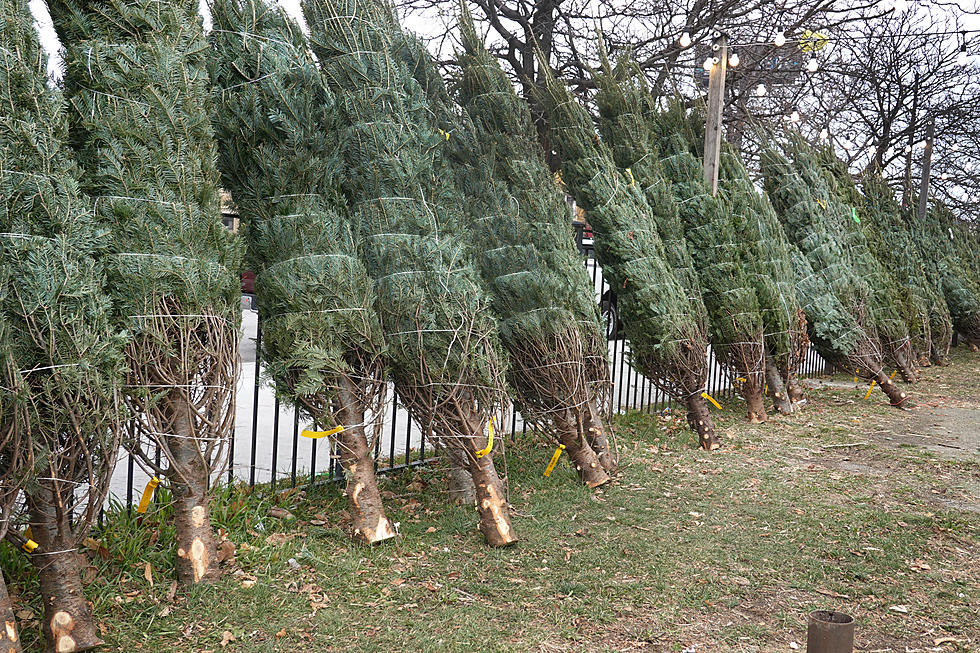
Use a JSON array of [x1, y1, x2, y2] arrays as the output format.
[[451, 9, 615, 473], [538, 59, 719, 448], [762, 143, 909, 405], [209, 0, 386, 418], [718, 145, 808, 397], [919, 201, 980, 346], [790, 136, 917, 381], [861, 174, 952, 363], [0, 0, 125, 541], [303, 0, 507, 437]]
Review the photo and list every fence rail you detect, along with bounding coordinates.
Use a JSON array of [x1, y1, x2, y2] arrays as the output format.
[[111, 233, 828, 504]]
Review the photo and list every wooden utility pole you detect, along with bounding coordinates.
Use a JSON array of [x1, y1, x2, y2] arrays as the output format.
[[917, 117, 935, 220], [903, 71, 920, 207], [703, 32, 727, 196]]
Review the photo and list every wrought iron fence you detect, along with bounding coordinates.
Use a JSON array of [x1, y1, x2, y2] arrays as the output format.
[[111, 229, 829, 504]]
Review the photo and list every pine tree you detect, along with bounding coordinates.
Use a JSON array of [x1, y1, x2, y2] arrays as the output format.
[[790, 136, 918, 382], [1, 0, 126, 647], [919, 201, 980, 348], [718, 146, 809, 412], [761, 144, 910, 406], [447, 8, 614, 485], [861, 174, 952, 365], [209, 0, 395, 543], [50, 0, 243, 585], [539, 59, 719, 449], [304, 0, 516, 546]]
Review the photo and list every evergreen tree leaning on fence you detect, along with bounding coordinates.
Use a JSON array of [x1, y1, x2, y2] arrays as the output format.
[[863, 174, 952, 365], [0, 325, 26, 651], [539, 59, 719, 449], [718, 146, 808, 413], [209, 0, 395, 543], [449, 8, 615, 483], [304, 0, 516, 546], [788, 136, 918, 383], [1, 0, 126, 647], [919, 201, 980, 348], [50, 0, 243, 585], [761, 144, 910, 407]]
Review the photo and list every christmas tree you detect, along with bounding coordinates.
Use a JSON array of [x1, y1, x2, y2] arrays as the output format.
[[762, 143, 910, 406], [50, 0, 243, 585], [209, 0, 395, 543], [718, 145, 809, 412], [304, 0, 516, 546], [789, 136, 918, 382], [539, 58, 718, 449], [1, 0, 126, 647], [447, 7, 614, 485]]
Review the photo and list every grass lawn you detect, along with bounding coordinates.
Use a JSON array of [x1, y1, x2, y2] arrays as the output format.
[[4, 347, 979, 652]]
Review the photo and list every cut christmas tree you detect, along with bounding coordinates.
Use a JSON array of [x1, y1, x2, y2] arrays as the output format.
[[50, 0, 242, 585], [0, 322, 26, 652], [539, 58, 718, 449], [1, 0, 126, 648], [210, 0, 395, 543], [789, 136, 917, 383], [447, 7, 614, 484], [762, 142, 909, 407], [305, 0, 516, 546]]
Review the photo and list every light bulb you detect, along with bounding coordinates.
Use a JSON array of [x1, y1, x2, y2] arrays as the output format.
[[729, 52, 740, 67], [905, 145, 912, 153], [819, 128, 829, 140], [788, 110, 800, 123], [679, 32, 692, 48], [755, 83, 767, 97], [703, 57, 714, 71], [941, 173, 949, 180], [775, 31, 787, 47], [806, 58, 819, 72]]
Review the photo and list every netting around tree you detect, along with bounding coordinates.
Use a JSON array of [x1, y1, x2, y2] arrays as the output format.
[[787, 136, 917, 382], [919, 201, 980, 347], [304, 0, 515, 546], [441, 7, 615, 481], [1, 0, 126, 646], [209, 0, 396, 543], [51, 0, 242, 585], [761, 143, 909, 407], [539, 57, 717, 449]]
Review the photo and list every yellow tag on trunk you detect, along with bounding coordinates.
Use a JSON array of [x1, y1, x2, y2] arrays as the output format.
[[136, 476, 161, 514], [301, 425, 345, 439], [543, 445, 565, 477], [863, 380, 877, 400], [854, 368, 860, 382], [475, 418, 494, 458], [22, 538, 38, 553], [701, 392, 723, 410], [890, 370, 898, 379]]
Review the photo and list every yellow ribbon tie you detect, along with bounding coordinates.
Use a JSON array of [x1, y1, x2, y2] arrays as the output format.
[[301, 425, 345, 439], [475, 418, 495, 458], [889, 370, 898, 379], [136, 476, 161, 514], [625, 168, 636, 186], [437, 128, 450, 141], [854, 368, 860, 382], [701, 392, 723, 410], [22, 538, 38, 554], [736, 377, 746, 383], [543, 445, 565, 477], [863, 380, 877, 400]]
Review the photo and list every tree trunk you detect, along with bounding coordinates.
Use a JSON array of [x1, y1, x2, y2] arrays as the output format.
[[554, 410, 609, 488], [582, 396, 617, 474], [0, 570, 22, 653], [684, 394, 718, 450], [765, 359, 794, 415], [786, 375, 807, 404], [874, 371, 910, 407], [168, 399, 219, 586], [891, 342, 918, 384], [446, 447, 476, 506], [741, 374, 768, 424], [466, 444, 518, 548], [26, 486, 101, 653], [335, 380, 395, 545]]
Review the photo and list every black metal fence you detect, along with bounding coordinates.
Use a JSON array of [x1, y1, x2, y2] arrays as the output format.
[[112, 233, 828, 503]]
